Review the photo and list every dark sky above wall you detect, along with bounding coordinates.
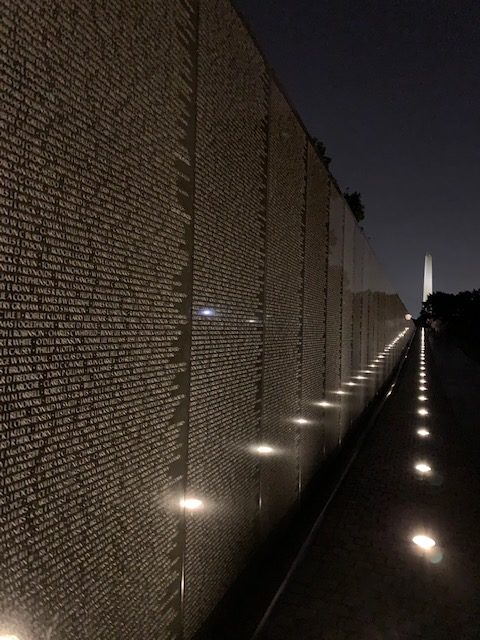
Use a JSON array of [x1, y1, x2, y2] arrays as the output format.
[[233, 0, 480, 314]]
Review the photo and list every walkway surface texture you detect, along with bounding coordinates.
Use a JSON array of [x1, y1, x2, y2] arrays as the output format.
[[257, 329, 480, 640]]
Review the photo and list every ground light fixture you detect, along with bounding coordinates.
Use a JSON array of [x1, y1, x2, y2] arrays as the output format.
[[419, 385, 427, 391], [412, 534, 436, 549], [417, 428, 430, 438], [415, 462, 432, 474], [418, 395, 427, 401], [418, 408, 429, 416]]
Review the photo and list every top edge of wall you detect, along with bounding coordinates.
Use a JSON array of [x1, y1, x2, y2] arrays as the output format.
[[229, 0, 407, 311]]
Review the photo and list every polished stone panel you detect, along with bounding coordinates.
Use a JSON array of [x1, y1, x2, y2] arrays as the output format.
[[0, 1, 410, 638]]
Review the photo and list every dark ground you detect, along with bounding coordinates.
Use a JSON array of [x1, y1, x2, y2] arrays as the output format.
[[255, 329, 480, 639]]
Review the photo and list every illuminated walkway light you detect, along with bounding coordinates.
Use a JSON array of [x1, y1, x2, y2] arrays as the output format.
[[412, 534, 436, 549], [315, 401, 332, 408], [294, 417, 309, 425], [418, 408, 429, 416], [415, 462, 432, 474], [417, 428, 430, 438], [418, 395, 427, 401]]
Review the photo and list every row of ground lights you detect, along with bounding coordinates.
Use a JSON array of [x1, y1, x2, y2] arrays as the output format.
[[181, 327, 410, 512], [412, 328, 437, 553]]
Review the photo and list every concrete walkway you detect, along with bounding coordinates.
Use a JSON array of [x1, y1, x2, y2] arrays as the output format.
[[257, 329, 480, 639]]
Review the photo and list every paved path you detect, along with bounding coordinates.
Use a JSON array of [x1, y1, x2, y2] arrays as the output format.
[[257, 329, 480, 639]]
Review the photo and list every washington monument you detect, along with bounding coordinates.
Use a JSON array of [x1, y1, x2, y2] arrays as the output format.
[[423, 253, 433, 302]]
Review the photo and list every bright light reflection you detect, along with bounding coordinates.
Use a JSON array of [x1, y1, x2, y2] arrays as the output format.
[[314, 401, 332, 408], [419, 385, 427, 391], [420, 366, 425, 371], [181, 497, 203, 510], [415, 462, 432, 474], [412, 534, 436, 549], [198, 307, 215, 316], [355, 376, 367, 380], [293, 417, 309, 425], [418, 395, 427, 401], [254, 445, 274, 455], [345, 382, 356, 386], [334, 390, 347, 395], [0, 635, 21, 640], [418, 408, 428, 416], [417, 428, 430, 438]]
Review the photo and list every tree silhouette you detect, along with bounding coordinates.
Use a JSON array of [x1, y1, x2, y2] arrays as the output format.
[[344, 190, 365, 222], [311, 137, 331, 169]]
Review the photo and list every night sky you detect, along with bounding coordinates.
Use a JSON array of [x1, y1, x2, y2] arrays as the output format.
[[233, 0, 480, 314]]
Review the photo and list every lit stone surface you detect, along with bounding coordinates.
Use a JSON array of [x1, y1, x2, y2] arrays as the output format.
[[324, 187, 345, 450], [299, 144, 330, 488], [0, 1, 196, 637], [259, 80, 306, 531], [0, 0, 411, 637]]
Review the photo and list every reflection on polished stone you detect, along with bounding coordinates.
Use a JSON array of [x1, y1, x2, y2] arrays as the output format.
[[313, 400, 333, 408], [418, 395, 427, 401], [197, 307, 216, 316], [181, 497, 204, 511], [418, 408, 428, 416], [293, 417, 310, 425], [253, 445, 275, 455]]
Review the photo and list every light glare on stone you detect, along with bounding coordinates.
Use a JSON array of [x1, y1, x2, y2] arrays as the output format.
[[255, 445, 274, 455], [181, 498, 203, 510], [418, 408, 428, 416]]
